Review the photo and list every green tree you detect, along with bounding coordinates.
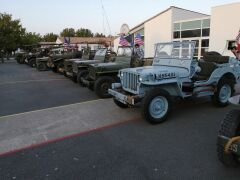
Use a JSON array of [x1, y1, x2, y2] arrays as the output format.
[[21, 32, 42, 48], [0, 13, 25, 52], [42, 33, 58, 42], [60, 28, 75, 37], [75, 28, 93, 37], [95, 33, 106, 37]]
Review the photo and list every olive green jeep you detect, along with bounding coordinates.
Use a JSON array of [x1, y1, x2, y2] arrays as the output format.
[[81, 46, 152, 98]]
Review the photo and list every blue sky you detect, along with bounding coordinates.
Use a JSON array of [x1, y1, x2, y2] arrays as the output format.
[[0, 0, 238, 35]]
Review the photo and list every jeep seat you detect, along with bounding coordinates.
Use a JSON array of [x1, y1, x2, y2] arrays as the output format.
[[203, 53, 229, 64], [192, 61, 218, 81]]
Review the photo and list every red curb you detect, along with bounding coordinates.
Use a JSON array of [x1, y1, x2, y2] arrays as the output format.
[[0, 116, 139, 157]]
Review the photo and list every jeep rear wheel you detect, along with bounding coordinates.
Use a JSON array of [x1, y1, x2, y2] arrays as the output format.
[[94, 76, 115, 98], [217, 109, 240, 166], [212, 78, 234, 107], [142, 89, 172, 124], [113, 98, 128, 108], [77, 70, 89, 87]]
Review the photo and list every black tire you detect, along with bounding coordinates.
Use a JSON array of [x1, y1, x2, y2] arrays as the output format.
[[113, 98, 128, 108], [212, 78, 234, 107], [217, 109, 240, 166], [37, 63, 47, 71], [94, 76, 115, 98], [29, 60, 36, 68], [77, 70, 89, 87], [142, 88, 172, 124]]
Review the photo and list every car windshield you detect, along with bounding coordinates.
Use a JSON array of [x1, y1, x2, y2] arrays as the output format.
[[95, 49, 107, 56], [155, 42, 195, 60], [117, 47, 132, 57]]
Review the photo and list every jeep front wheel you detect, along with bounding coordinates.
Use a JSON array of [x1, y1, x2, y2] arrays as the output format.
[[29, 60, 36, 68], [94, 76, 115, 98], [142, 89, 172, 124], [37, 63, 47, 71], [77, 70, 89, 87], [217, 109, 240, 166], [212, 78, 234, 107]]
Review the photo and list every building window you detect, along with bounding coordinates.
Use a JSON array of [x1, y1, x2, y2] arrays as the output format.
[[181, 29, 201, 38], [202, 28, 210, 37], [174, 23, 180, 31], [173, 18, 210, 60], [173, 31, 180, 39], [201, 39, 209, 47], [202, 19, 210, 28], [181, 20, 201, 30]]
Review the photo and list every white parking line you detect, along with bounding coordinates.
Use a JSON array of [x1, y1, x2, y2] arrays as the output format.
[[0, 98, 103, 119], [0, 79, 66, 86]]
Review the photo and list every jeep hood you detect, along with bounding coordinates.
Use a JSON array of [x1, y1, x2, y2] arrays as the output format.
[[74, 59, 102, 66], [121, 66, 190, 78], [89, 62, 130, 71]]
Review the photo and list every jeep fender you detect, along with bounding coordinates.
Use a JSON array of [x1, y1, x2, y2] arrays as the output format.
[[195, 67, 237, 87], [140, 81, 182, 97]]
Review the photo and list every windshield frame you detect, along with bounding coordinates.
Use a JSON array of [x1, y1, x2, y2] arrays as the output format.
[[154, 41, 196, 61]]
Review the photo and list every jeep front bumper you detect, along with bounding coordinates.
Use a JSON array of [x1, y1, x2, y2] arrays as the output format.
[[108, 83, 142, 105], [66, 71, 73, 77], [81, 78, 94, 87]]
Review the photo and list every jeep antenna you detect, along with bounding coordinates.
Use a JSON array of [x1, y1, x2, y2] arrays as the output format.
[[100, 0, 112, 36]]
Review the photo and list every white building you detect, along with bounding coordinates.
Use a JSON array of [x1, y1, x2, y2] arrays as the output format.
[[209, 2, 240, 56], [115, 3, 240, 59]]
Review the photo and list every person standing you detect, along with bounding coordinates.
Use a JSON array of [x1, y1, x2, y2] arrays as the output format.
[[134, 44, 144, 60]]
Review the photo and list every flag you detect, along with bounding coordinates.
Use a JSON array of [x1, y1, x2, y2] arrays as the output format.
[[125, 33, 134, 46], [119, 35, 130, 46], [64, 37, 70, 46], [236, 29, 240, 51], [135, 33, 144, 46]]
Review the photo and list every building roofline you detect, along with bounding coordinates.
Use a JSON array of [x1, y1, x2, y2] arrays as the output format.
[[212, 2, 240, 8], [129, 6, 210, 32]]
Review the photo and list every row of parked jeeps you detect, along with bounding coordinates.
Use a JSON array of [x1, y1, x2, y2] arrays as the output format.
[[17, 41, 240, 167]]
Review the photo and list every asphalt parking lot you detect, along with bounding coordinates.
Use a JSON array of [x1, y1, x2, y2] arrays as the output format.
[[0, 60, 240, 180]]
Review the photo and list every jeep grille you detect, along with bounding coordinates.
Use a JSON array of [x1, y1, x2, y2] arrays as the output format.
[[122, 72, 139, 92], [72, 63, 78, 73], [64, 61, 73, 72]]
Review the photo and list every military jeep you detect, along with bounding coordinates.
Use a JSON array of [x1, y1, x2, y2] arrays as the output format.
[[82, 46, 146, 98], [70, 48, 116, 85], [217, 95, 240, 167], [48, 51, 82, 73], [64, 48, 97, 82], [16, 52, 27, 64], [109, 41, 240, 124]]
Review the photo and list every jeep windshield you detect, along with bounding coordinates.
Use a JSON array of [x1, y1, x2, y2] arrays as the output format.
[[153, 42, 195, 69], [95, 49, 107, 56], [117, 47, 132, 57]]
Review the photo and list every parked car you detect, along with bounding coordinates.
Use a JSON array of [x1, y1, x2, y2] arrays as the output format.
[[109, 41, 240, 124], [82, 46, 152, 98]]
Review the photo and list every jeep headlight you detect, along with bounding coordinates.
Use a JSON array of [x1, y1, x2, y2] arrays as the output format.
[[120, 71, 124, 77], [138, 76, 143, 82]]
